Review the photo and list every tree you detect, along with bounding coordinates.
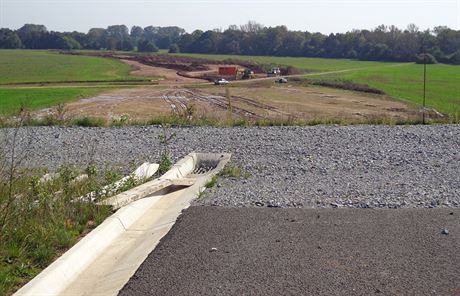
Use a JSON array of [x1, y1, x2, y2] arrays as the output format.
[[138, 39, 158, 52], [130, 26, 144, 40], [16, 24, 48, 49], [103, 25, 131, 50], [87, 28, 106, 49], [0, 29, 22, 48]]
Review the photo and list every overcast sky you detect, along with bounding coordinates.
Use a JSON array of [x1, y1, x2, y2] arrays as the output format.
[[1, 0, 459, 33]]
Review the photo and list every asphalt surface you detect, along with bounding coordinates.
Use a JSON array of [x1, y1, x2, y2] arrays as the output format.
[[119, 206, 460, 296]]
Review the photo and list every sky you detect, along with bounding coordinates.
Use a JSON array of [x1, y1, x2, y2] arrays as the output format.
[[0, 0, 459, 34]]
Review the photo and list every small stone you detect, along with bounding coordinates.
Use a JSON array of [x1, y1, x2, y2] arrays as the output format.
[[210, 247, 218, 252], [254, 201, 264, 207], [441, 229, 449, 235]]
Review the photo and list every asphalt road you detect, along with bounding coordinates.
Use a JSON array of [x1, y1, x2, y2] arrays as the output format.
[[119, 207, 460, 296]]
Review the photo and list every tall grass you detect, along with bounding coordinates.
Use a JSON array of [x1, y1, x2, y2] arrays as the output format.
[[0, 121, 129, 295]]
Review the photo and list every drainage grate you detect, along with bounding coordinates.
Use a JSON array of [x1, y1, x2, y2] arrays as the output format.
[[192, 160, 219, 175]]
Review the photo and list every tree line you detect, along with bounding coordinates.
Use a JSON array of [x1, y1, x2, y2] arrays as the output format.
[[1, 22, 459, 64], [0, 24, 184, 52]]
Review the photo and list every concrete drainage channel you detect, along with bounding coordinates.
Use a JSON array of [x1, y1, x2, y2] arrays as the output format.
[[15, 152, 231, 296]]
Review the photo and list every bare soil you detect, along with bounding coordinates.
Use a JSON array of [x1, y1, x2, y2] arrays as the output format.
[[42, 83, 420, 122], [34, 53, 427, 122], [121, 59, 205, 85]]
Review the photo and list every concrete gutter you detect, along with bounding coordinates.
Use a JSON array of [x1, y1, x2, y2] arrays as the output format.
[[15, 152, 231, 296]]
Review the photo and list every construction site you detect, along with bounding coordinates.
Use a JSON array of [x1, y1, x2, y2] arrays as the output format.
[[32, 52, 434, 124]]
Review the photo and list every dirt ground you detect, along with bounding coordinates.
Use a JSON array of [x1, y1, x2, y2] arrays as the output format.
[[41, 83, 419, 122], [33, 59, 421, 122], [121, 59, 205, 85], [120, 206, 460, 296]]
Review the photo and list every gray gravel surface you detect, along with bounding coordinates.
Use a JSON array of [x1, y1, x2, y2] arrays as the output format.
[[6, 124, 460, 208], [119, 206, 460, 296]]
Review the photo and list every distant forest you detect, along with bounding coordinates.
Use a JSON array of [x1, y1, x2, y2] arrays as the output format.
[[1, 22, 459, 64]]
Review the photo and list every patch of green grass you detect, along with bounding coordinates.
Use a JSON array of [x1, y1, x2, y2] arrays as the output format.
[[308, 63, 460, 118], [0, 50, 152, 84], [0, 163, 117, 295], [205, 175, 218, 189], [219, 163, 250, 179], [0, 87, 110, 115]]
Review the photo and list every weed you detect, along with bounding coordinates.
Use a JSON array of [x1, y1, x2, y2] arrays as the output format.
[[196, 189, 208, 200], [205, 175, 218, 189], [158, 154, 173, 176], [117, 174, 138, 192], [0, 126, 116, 294], [219, 163, 250, 179], [157, 124, 176, 175], [72, 117, 106, 127], [112, 114, 130, 127]]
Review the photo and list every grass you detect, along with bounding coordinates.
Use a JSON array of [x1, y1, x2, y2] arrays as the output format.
[[0, 50, 153, 84], [306, 63, 460, 118], [171, 52, 460, 118], [0, 87, 113, 115], [1, 113, 448, 129], [219, 163, 250, 179], [205, 175, 218, 189], [0, 163, 119, 295]]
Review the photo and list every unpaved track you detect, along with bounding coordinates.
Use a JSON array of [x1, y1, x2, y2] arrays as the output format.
[[121, 59, 205, 85], [119, 206, 460, 296]]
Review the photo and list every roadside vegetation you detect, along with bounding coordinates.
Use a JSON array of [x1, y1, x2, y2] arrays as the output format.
[[0, 112, 452, 129], [0, 144, 119, 295], [0, 116, 155, 295]]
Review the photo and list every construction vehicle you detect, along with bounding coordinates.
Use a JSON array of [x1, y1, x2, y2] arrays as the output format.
[[267, 67, 281, 77], [241, 68, 254, 79]]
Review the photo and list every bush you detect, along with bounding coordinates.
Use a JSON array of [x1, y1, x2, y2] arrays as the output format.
[[137, 40, 159, 52], [415, 53, 437, 64], [168, 43, 180, 53], [305, 79, 385, 95]]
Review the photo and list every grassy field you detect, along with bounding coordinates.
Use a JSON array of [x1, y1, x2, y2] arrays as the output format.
[[173, 52, 460, 118], [0, 87, 113, 115], [0, 50, 150, 84], [0, 50, 157, 116], [307, 63, 460, 118]]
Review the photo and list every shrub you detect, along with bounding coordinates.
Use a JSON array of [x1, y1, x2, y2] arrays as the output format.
[[137, 40, 159, 52], [168, 43, 180, 53], [415, 53, 437, 64]]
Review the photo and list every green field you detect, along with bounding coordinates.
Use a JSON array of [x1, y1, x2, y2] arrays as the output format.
[[0, 50, 147, 84], [173, 52, 460, 118], [0, 88, 112, 115], [0, 50, 154, 116], [311, 63, 460, 118]]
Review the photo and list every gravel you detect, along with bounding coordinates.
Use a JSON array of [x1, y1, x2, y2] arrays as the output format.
[[5, 124, 460, 208]]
